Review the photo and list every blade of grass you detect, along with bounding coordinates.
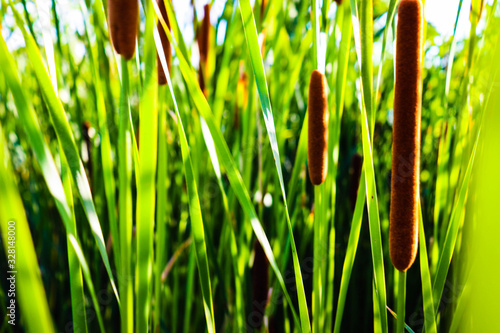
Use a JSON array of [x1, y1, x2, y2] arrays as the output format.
[[443, 0, 465, 109], [154, 1, 302, 327], [350, 0, 389, 331], [326, 4, 352, 332], [34, 0, 58, 91], [334, 170, 366, 333], [135, 2, 158, 331], [183, 244, 197, 333], [358, 0, 374, 134], [10, 2, 119, 301], [61, 144, 88, 333], [418, 200, 438, 333], [155, 26, 216, 333], [386, 306, 416, 333], [154, 87, 168, 333], [0, 124, 55, 333], [374, 0, 399, 109], [312, 0, 320, 71], [238, 1, 311, 330], [432, 127, 479, 315], [80, 0, 121, 275], [118, 56, 134, 333], [33, 4, 88, 331], [0, 32, 107, 333], [447, 284, 469, 333]]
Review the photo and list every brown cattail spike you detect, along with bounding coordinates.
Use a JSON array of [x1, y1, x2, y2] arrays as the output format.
[[198, 4, 210, 65], [260, 0, 267, 21], [198, 4, 210, 95], [308, 70, 329, 186], [349, 153, 363, 211], [108, 0, 139, 60], [251, 240, 269, 329], [390, 0, 423, 272], [157, 0, 172, 85]]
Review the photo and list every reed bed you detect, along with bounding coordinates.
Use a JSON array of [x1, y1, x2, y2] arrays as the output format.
[[0, 0, 499, 332]]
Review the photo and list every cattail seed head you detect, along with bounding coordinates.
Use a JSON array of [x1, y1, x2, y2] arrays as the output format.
[[349, 153, 363, 211], [108, 0, 139, 60], [260, 0, 267, 20], [198, 4, 210, 65], [198, 4, 210, 95], [157, 0, 172, 85], [252, 239, 269, 329], [389, 0, 423, 272], [308, 70, 329, 186]]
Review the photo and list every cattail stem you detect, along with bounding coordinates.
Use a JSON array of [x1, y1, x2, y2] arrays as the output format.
[[310, 69, 328, 332], [313, 184, 326, 332], [396, 270, 407, 332], [389, 0, 423, 272], [108, 0, 138, 60], [118, 57, 133, 333]]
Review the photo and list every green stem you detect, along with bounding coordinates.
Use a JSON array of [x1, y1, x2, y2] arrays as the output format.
[[359, 0, 374, 134], [312, 0, 320, 71], [396, 270, 406, 333], [119, 56, 133, 333], [154, 87, 168, 333], [313, 184, 324, 332]]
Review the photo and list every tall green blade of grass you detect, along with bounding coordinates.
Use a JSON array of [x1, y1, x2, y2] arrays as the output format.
[[61, 161, 88, 333], [135, 2, 158, 331], [154, 90, 168, 333], [0, 32, 107, 333], [155, 28, 215, 332], [443, 0, 464, 108], [33, 4, 89, 330], [350, 0, 388, 331], [183, 244, 197, 333], [334, 170, 366, 333], [358, 0, 374, 133], [432, 132, 479, 315], [238, 0, 311, 330], [447, 284, 469, 333], [374, 0, 399, 108], [418, 201, 438, 333], [34, 0, 58, 90], [0, 124, 55, 333], [9, 3, 119, 301], [467, 55, 500, 331], [433, 125, 452, 256], [312, 0, 321, 70], [198, 113, 246, 330], [119, 56, 134, 333], [325, 4, 352, 332], [155, 2, 302, 326], [80, 0, 120, 273]]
